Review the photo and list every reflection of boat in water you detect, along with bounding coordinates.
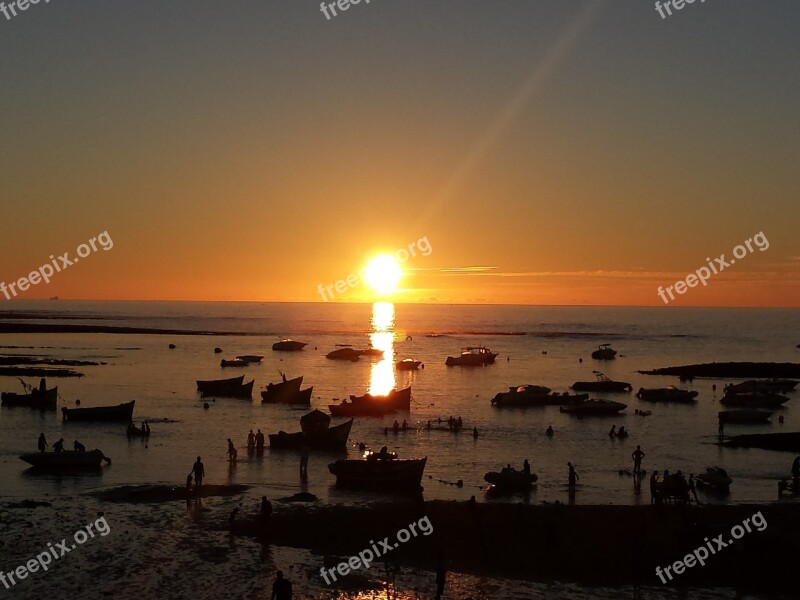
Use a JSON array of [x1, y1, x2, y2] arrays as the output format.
[[236, 355, 264, 364], [326, 348, 361, 362], [636, 386, 698, 403], [696, 467, 732, 490], [269, 410, 353, 451], [196, 375, 244, 394], [718, 410, 772, 424], [62, 401, 135, 422], [720, 392, 789, 408], [571, 371, 632, 393], [445, 346, 498, 366], [220, 359, 248, 368], [2, 382, 58, 410], [272, 340, 307, 352], [395, 358, 423, 371], [724, 379, 798, 394], [329, 387, 412, 417], [328, 451, 426, 491], [591, 344, 617, 360], [260, 376, 309, 404], [484, 466, 538, 491], [201, 379, 254, 398], [20, 449, 110, 469], [560, 398, 627, 416], [491, 385, 588, 408]]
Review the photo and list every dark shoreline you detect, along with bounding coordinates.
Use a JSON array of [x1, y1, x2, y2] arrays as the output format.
[[0, 323, 257, 336], [639, 362, 800, 378]]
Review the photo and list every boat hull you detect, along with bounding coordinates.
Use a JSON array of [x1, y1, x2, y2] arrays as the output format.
[[20, 450, 105, 469], [484, 470, 538, 490], [269, 419, 353, 451], [636, 388, 698, 403], [196, 375, 244, 393], [62, 401, 135, 422], [260, 377, 306, 404], [719, 410, 772, 423], [720, 393, 789, 408], [1, 387, 58, 410], [272, 341, 307, 352], [328, 457, 426, 491], [492, 390, 588, 408], [560, 400, 627, 416], [571, 381, 632, 393], [329, 387, 412, 417], [201, 380, 254, 399]]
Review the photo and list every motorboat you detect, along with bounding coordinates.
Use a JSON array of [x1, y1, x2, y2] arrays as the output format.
[[272, 340, 307, 352], [328, 387, 412, 417], [724, 379, 798, 394], [718, 410, 772, 424], [221, 358, 248, 368], [19, 449, 110, 469], [200, 379, 255, 399], [591, 344, 617, 360], [484, 466, 538, 491], [328, 451, 426, 492], [269, 410, 353, 451], [720, 392, 789, 408], [62, 401, 135, 422], [636, 386, 698, 403], [326, 348, 361, 362], [395, 358, 423, 371], [445, 346, 498, 366], [359, 348, 385, 358], [2, 382, 58, 410], [260, 376, 305, 404], [571, 371, 632, 393], [559, 398, 627, 416], [236, 355, 264, 364], [196, 375, 244, 394], [696, 467, 732, 490], [491, 385, 588, 408]]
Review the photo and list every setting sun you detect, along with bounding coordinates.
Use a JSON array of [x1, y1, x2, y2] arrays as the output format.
[[364, 255, 403, 295]]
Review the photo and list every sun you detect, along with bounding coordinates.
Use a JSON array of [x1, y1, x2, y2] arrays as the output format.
[[364, 255, 403, 295]]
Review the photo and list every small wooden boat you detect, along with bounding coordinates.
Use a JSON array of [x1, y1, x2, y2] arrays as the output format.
[[720, 392, 789, 408], [62, 400, 135, 422], [591, 344, 617, 360], [696, 467, 732, 490], [221, 358, 248, 368], [272, 339, 307, 352], [326, 348, 361, 361], [445, 346, 498, 366], [571, 371, 632, 393], [395, 358, 423, 371], [328, 452, 426, 491], [329, 387, 412, 417], [636, 386, 698, 403], [201, 380, 254, 399], [718, 410, 772, 424], [196, 375, 244, 393], [2, 384, 58, 410], [560, 399, 627, 416], [484, 467, 538, 491], [269, 410, 353, 451], [19, 449, 109, 469], [723, 432, 800, 452], [260, 376, 304, 404], [236, 355, 264, 364], [724, 379, 798, 394], [492, 385, 588, 408]]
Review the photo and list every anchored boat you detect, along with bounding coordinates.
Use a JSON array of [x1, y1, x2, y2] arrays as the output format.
[[62, 401, 135, 422], [328, 450, 426, 491], [328, 387, 412, 417], [445, 346, 498, 366]]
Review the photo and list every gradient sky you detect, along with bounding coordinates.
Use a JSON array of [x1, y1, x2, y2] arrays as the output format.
[[1, 0, 798, 306]]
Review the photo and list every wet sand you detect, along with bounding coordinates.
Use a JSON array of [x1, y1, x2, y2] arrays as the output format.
[[92, 484, 250, 503]]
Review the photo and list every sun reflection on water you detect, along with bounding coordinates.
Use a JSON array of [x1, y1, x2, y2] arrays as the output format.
[[368, 302, 396, 396]]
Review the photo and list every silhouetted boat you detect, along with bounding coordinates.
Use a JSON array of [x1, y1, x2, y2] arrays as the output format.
[[359, 348, 384, 358], [200, 379, 254, 399], [272, 340, 307, 352], [723, 432, 800, 452], [62, 401, 135, 422], [328, 451, 426, 491], [395, 358, 423, 371], [221, 358, 248, 367], [636, 386, 698, 403], [328, 387, 412, 417], [20, 449, 109, 469], [718, 410, 772, 424], [446, 346, 498, 366], [720, 392, 789, 408], [269, 410, 353, 451], [491, 385, 588, 408], [484, 467, 538, 491], [326, 348, 361, 361], [696, 467, 732, 490], [559, 399, 627, 416], [2, 384, 58, 410], [724, 379, 798, 394], [571, 371, 632, 392], [196, 375, 245, 393], [236, 355, 264, 364], [591, 344, 617, 360], [260, 376, 304, 404]]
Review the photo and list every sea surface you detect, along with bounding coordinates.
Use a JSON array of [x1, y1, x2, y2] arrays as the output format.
[[1, 301, 799, 599]]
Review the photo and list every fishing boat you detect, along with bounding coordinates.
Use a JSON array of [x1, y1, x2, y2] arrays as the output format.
[[1, 383, 58, 410], [326, 348, 361, 362], [445, 346, 498, 366], [718, 410, 772, 424], [696, 467, 732, 490], [19, 449, 110, 469], [571, 371, 632, 393], [62, 400, 135, 422], [328, 451, 426, 491], [591, 344, 617, 360], [328, 387, 412, 417], [491, 385, 588, 408], [196, 375, 245, 393], [269, 410, 353, 451], [272, 339, 307, 352], [635, 386, 698, 403], [559, 398, 627, 416], [260, 376, 305, 403], [720, 392, 789, 408], [236, 355, 264, 364], [724, 379, 798, 394], [484, 466, 538, 491], [220, 358, 248, 368], [723, 432, 800, 452], [395, 358, 423, 371], [200, 379, 254, 399]]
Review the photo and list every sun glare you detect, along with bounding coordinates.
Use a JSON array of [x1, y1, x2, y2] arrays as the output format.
[[364, 255, 403, 295]]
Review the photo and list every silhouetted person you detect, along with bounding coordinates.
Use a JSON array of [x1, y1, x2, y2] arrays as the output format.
[[718, 416, 725, 438], [609, 425, 616, 438], [402, 419, 408, 430], [632, 446, 645, 475], [617, 425, 627, 438], [271, 570, 292, 600], [256, 429, 265, 450], [393, 420, 400, 433], [435, 553, 446, 600], [53, 438, 65, 453], [688, 473, 699, 505], [473, 427, 479, 439], [186, 473, 193, 491], [261, 496, 273, 521], [73, 440, 85, 452], [546, 426, 554, 437], [300, 445, 309, 480], [229, 507, 239, 531], [39, 378, 47, 392], [227, 438, 237, 463], [649, 470, 659, 504], [792, 456, 800, 479], [38, 433, 47, 453], [568, 462, 579, 488], [193, 456, 205, 488], [247, 430, 256, 450], [523, 459, 531, 476]]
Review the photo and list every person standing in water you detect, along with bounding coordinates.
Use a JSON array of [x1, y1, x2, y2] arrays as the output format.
[[38, 433, 47, 453], [568, 462, 579, 488], [192, 456, 205, 488], [300, 445, 309, 481], [632, 445, 645, 476], [227, 438, 237, 463]]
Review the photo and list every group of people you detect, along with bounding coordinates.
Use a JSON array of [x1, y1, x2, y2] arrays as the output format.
[[648, 469, 699, 505], [246, 429, 266, 452], [608, 425, 628, 439], [127, 421, 150, 436], [37, 433, 85, 453]]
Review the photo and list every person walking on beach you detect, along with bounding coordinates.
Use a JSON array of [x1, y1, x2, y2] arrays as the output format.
[[649, 470, 659, 504], [568, 462, 579, 488], [53, 438, 65, 453], [632, 445, 645, 476], [192, 456, 205, 488], [271, 570, 292, 600], [38, 433, 47, 453], [227, 438, 238, 463]]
